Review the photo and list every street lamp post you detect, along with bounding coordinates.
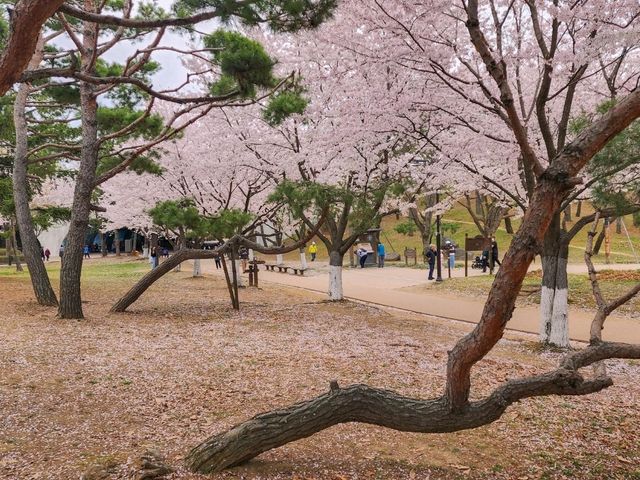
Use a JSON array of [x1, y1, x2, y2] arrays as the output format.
[[435, 190, 443, 282]]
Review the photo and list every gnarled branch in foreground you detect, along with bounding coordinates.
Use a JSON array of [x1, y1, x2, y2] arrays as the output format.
[[185, 87, 640, 472], [185, 341, 639, 473]]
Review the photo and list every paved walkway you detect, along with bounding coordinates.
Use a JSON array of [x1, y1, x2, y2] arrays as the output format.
[[198, 260, 640, 345]]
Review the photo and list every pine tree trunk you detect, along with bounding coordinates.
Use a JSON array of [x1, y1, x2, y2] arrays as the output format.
[[575, 200, 582, 217], [5, 230, 12, 266], [114, 229, 121, 256], [10, 222, 23, 272], [193, 258, 202, 277], [328, 250, 344, 301], [276, 254, 284, 265], [12, 72, 58, 305], [58, 15, 99, 320], [616, 217, 622, 235]]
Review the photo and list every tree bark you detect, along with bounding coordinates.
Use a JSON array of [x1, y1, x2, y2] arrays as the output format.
[[504, 216, 514, 234], [539, 214, 570, 347], [328, 250, 344, 301], [575, 200, 582, 217], [185, 362, 617, 473], [12, 38, 58, 305], [299, 247, 307, 269], [193, 258, 202, 277], [58, 8, 99, 319], [0, 0, 65, 96], [114, 229, 121, 256], [10, 221, 23, 272]]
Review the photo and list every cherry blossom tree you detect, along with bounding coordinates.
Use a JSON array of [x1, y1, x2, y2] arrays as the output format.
[[323, 0, 640, 346]]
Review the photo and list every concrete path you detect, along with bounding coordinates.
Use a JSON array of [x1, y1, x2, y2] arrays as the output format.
[[198, 261, 640, 345]]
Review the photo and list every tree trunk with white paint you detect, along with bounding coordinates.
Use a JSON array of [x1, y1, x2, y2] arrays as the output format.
[[276, 254, 284, 265], [539, 217, 570, 347], [328, 250, 344, 301], [299, 247, 307, 269], [235, 260, 245, 287], [193, 258, 202, 277]]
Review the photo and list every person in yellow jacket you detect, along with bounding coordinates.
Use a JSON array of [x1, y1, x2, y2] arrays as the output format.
[[308, 241, 318, 261]]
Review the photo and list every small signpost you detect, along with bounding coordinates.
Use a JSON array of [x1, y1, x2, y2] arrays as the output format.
[[404, 247, 417, 266]]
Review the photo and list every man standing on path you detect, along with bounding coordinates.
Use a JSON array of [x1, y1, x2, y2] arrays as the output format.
[[426, 244, 437, 280], [308, 242, 318, 262], [377, 242, 385, 268]]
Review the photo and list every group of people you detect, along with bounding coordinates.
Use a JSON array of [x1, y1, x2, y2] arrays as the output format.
[[481, 239, 501, 273], [39, 247, 51, 261]]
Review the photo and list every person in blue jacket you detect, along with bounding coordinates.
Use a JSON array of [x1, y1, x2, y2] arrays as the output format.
[[377, 242, 386, 268]]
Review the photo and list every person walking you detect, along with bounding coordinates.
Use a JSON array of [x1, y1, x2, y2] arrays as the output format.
[[214, 252, 222, 269], [83, 245, 91, 259], [40, 247, 45, 261], [491, 238, 501, 269], [308, 241, 318, 262], [377, 242, 385, 268], [356, 246, 368, 268], [426, 244, 437, 280], [150, 246, 159, 269], [44, 248, 50, 261]]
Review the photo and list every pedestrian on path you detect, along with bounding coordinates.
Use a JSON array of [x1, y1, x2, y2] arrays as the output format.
[[377, 242, 385, 268], [308, 242, 318, 262], [150, 246, 159, 269], [44, 248, 50, 261], [83, 245, 91, 259], [426, 244, 437, 280], [491, 238, 501, 269], [356, 247, 368, 268], [214, 252, 221, 269]]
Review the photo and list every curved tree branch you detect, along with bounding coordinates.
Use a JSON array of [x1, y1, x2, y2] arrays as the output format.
[[0, 0, 65, 96]]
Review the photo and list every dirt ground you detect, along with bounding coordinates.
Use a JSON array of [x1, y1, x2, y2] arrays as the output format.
[[1, 258, 639, 479]]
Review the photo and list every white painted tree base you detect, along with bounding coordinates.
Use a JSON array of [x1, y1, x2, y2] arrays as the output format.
[[549, 288, 569, 346], [328, 265, 343, 301], [276, 254, 284, 265], [299, 251, 307, 270], [193, 258, 201, 277], [539, 286, 570, 347], [235, 260, 245, 287]]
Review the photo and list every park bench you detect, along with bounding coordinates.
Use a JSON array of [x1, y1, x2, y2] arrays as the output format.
[[264, 264, 306, 276], [264, 264, 290, 273]]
